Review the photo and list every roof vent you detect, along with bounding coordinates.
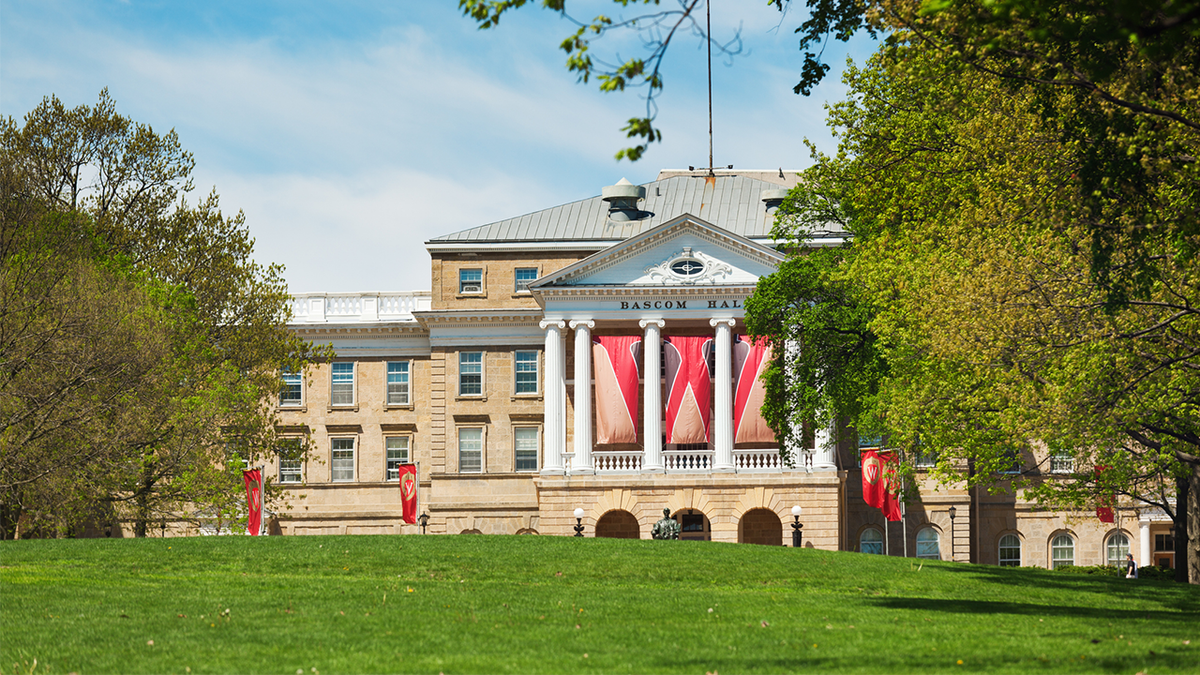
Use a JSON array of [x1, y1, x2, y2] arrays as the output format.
[[761, 188, 789, 205], [602, 178, 647, 222]]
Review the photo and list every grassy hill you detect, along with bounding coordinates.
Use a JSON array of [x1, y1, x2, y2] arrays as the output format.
[[2, 535, 1197, 674]]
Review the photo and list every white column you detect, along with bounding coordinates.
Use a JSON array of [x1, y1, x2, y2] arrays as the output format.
[[813, 424, 837, 471], [1139, 519, 1151, 568], [640, 319, 665, 473], [570, 320, 595, 475], [540, 320, 566, 476], [710, 318, 736, 473]]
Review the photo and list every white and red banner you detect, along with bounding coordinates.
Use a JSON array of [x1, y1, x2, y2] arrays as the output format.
[[592, 336, 642, 444], [861, 450, 902, 522], [398, 463, 418, 524], [732, 335, 775, 444], [664, 336, 712, 444], [242, 467, 264, 536]]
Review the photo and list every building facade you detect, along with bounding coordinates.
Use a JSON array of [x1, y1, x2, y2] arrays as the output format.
[[271, 169, 1175, 571]]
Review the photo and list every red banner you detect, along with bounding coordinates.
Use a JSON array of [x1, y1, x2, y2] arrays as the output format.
[[862, 450, 902, 522], [732, 335, 774, 444], [242, 468, 263, 536], [399, 463, 418, 524], [592, 336, 642, 444], [1095, 465, 1115, 523], [664, 336, 712, 444]]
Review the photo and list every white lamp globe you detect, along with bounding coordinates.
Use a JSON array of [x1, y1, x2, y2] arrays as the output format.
[[574, 508, 585, 519], [791, 505, 802, 517]]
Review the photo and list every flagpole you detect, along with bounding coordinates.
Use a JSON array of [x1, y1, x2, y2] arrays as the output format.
[[885, 519, 889, 556]]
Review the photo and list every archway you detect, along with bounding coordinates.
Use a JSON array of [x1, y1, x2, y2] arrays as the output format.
[[673, 509, 711, 541], [739, 508, 783, 545], [595, 510, 640, 539]]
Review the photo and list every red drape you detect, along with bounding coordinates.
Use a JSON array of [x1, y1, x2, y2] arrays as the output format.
[[592, 336, 642, 444], [732, 335, 775, 444], [664, 336, 712, 444]]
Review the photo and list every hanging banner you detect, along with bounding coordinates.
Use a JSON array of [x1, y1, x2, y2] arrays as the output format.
[[732, 335, 775, 444], [592, 336, 642, 444], [664, 336, 712, 444], [1095, 465, 1115, 523], [399, 463, 418, 524], [862, 450, 903, 522], [242, 467, 264, 536]]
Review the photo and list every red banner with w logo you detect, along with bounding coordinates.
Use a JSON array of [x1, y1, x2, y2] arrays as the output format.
[[862, 450, 902, 522], [242, 467, 264, 536], [399, 463, 418, 524]]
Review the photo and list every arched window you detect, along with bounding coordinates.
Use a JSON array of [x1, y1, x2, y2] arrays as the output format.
[[1106, 533, 1130, 567], [1051, 534, 1075, 568], [860, 528, 883, 555], [998, 534, 1021, 567], [916, 528, 940, 560]]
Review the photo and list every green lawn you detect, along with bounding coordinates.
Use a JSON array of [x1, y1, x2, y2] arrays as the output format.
[[2, 535, 1197, 674]]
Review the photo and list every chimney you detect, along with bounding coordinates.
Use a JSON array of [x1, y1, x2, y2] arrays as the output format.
[[602, 178, 647, 222]]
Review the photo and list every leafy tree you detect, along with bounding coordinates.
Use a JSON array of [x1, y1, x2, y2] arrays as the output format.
[[1, 91, 328, 538]]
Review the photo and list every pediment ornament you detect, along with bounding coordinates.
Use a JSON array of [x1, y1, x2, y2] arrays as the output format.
[[643, 247, 733, 285]]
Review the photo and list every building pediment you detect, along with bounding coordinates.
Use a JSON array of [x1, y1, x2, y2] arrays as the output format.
[[529, 214, 783, 294]]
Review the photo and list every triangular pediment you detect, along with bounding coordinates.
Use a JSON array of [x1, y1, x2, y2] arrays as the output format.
[[529, 214, 784, 291]]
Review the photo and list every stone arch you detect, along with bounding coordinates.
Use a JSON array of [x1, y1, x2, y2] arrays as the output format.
[[595, 510, 640, 539], [1048, 529, 1077, 568], [588, 489, 648, 534], [515, 528, 539, 535], [730, 486, 790, 526], [856, 524, 885, 554], [460, 528, 482, 535], [738, 508, 783, 545], [665, 487, 719, 524], [671, 507, 712, 541]]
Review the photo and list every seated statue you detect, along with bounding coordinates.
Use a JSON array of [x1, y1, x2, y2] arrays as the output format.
[[651, 508, 680, 540]]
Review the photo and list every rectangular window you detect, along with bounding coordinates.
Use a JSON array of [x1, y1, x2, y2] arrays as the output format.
[[514, 351, 538, 394], [514, 267, 538, 292], [279, 459, 302, 484], [331, 362, 354, 406], [386, 437, 410, 481], [459, 268, 483, 294], [999, 447, 1022, 474], [514, 427, 538, 472], [1050, 451, 1074, 474], [459, 352, 483, 396], [280, 371, 302, 406], [914, 447, 937, 468], [386, 361, 410, 405], [459, 428, 482, 473], [1155, 533, 1175, 552], [331, 438, 355, 481]]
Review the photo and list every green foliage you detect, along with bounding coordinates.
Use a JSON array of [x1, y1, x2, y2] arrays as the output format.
[[1, 91, 330, 538], [3, 535, 1198, 673]]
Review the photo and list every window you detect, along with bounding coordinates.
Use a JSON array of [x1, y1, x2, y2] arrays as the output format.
[[459, 352, 483, 396], [514, 427, 538, 472], [1106, 533, 1130, 567], [1051, 534, 1075, 568], [860, 528, 883, 555], [514, 351, 538, 394], [1155, 533, 1175, 552], [998, 447, 1022, 474], [386, 361, 410, 405], [331, 438, 355, 481], [1050, 451, 1074, 474], [914, 447, 938, 469], [916, 528, 941, 560], [331, 362, 354, 406], [858, 434, 882, 450], [280, 371, 302, 406], [386, 437, 410, 481], [459, 268, 483, 294], [998, 534, 1021, 567], [459, 428, 482, 473], [514, 267, 538, 292], [279, 459, 302, 484]]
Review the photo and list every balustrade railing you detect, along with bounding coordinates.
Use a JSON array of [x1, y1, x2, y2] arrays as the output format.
[[663, 450, 713, 471], [289, 291, 432, 324], [593, 452, 643, 472], [734, 449, 787, 471]]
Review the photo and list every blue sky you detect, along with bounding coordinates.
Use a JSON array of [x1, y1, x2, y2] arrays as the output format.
[[2, 0, 875, 291]]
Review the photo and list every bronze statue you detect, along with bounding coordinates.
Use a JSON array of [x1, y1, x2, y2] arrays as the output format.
[[651, 508, 680, 540]]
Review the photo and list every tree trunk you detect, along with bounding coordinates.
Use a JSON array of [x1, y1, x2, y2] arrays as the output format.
[[1188, 464, 1200, 584], [1176, 472, 1192, 583], [134, 465, 154, 538]]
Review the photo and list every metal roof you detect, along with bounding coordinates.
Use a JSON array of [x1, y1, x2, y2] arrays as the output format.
[[427, 173, 846, 244]]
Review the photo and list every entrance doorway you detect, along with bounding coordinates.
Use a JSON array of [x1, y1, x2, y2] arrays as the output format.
[[739, 508, 783, 545], [595, 510, 640, 539], [674, 509, 711, 541]]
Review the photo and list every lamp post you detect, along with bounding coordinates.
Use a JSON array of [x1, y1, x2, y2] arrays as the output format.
[[418, 512, 429, 535], [791, 505, 803, 548], [573, 508, 585, 537], [948, 506, 957, 561]]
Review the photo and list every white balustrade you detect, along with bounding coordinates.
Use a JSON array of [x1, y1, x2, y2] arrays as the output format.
[[734, 449, 786, 471], [663, 450, 713, 471], [593, 452, 643, 473], [289, 291, 432, 324]]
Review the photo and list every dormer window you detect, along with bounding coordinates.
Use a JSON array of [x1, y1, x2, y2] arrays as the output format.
[[459, 268, 483, 294]]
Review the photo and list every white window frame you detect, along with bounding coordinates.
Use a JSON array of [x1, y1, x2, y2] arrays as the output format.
[[386, 361, 411, 406], [514, 350, 539, 395], [1051, 534, 1075, 568], [459, 268, 483, 294], [279, 458, 303, 484], [280, 371, 303, 407], [514, 267, 538, 293], [330, 362, 356, 407], [1106, 533, 1130, 567], [1050, 451, 1074, 474], [514, 426, 539, 472], [459, 351, 484, 397], [916, 527, 941, 560], [385, 436, 411, 482], [331, 437, 356, 482], [458, 427, 484, 474], [860, 528, 883, 555], [998, 534, 1021, 567]]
